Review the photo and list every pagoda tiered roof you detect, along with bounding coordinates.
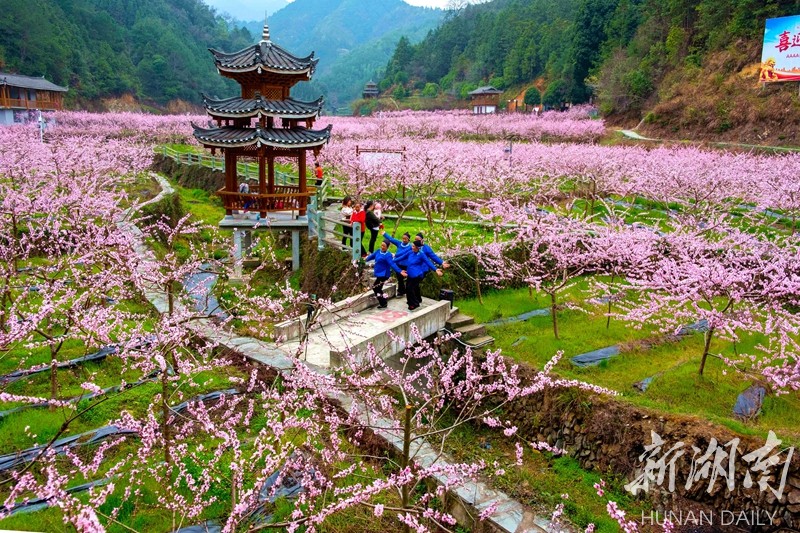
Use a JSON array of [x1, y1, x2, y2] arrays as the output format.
[[192, 123, 332, 149], [202, 94, 324, 120], [209, 24, 318, 77]]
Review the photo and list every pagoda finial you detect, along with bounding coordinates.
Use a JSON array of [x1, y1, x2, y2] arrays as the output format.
[[261, 13, 270, 42]]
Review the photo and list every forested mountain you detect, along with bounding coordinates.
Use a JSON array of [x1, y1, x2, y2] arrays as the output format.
[[380, 0, 800, 139], [242, 0, 444, 110], [0, 0, 253, 108]]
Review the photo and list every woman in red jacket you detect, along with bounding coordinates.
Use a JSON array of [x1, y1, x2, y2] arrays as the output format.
[[350, 202, 367, 257]]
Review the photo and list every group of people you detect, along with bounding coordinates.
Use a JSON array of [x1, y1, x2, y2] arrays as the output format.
[[340, 198, 450, 311], [367, 230, 449, 311], [340, 197, 385, 256]]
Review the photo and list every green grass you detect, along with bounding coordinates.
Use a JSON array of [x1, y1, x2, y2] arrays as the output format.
[[443, 416, 648, 532], [176, 185, 226, 227], [455, 285, 800, 444]]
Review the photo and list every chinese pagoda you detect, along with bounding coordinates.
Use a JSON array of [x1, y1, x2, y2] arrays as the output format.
[[362, 80, 379, 99], [192, 23, 331, 219]]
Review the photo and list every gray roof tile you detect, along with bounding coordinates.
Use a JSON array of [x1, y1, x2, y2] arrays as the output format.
[[192, 124, 332, 149], [202, 94, 323, 119], [0, 72, 68, 92], [209, 41, 318, 76]]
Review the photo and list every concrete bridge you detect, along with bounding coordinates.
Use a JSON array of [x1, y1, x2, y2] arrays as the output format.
[[275, 284, 452, 368]]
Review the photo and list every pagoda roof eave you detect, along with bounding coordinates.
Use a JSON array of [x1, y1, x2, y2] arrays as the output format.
[[192, 123, 332, 150], [208, 41, 319, 77], [201, 94, 324, 120]]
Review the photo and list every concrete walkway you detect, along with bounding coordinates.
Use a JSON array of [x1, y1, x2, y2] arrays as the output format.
[[618, 129, 656, 141], [282, 295, 450, 367], [618, 128, 800, 152], [121, 173, 564, 533]]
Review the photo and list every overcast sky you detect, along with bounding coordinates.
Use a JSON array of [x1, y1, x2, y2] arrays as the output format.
[[204, 0, 465, 21]]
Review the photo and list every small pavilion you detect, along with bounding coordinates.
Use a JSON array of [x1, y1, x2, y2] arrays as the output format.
[[193, 22, 332, 220], [362, 80, 380, 99], [192, 22, 333, 274]]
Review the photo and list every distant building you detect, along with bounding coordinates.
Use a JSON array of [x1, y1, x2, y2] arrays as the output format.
[[0, 72, 67, 125], [468, 86, 502, 114], [362, 80, 380, 99]]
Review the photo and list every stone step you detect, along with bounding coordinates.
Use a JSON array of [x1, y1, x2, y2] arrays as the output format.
[[455, 323, 486, 340], [446, 313, 474, 329], [465, 335, 494, 348]]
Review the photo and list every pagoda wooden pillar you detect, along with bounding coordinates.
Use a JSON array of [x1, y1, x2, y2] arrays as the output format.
[[224, 150, 237, 215], [268, 156, 275, 195], [299, 150, 307, 217], [259, 150, 267, 218]]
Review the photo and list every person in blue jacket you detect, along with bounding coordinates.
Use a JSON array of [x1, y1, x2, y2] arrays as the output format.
[[382, 230, 412, 297], [365, 240, 406, 308], [403, 240, 442, 311], [415, 232, 450, 272]]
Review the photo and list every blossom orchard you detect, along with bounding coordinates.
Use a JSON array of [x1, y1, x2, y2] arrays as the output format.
[[470, 196, 800, 392], [0, 122, 614, 532]]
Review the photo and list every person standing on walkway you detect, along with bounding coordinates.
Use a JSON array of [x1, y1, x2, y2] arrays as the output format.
[[365, 240, 406, 308], [340, 196, 354, 246], [365, 200, 382, 253], [403, 239, 442, 311], [416, 232, 450, 272], [350, 201, 367, 257], [383, 230, 411, 297], [314, 161, 324, 187]]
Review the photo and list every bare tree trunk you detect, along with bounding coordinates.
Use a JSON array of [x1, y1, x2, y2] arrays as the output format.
[[474, 257, 483, 305], [11, 214, 18, 273], [550, 292, 559, 340], [698, 327, 715, 376], [0, 283, 9, 334], [50, 343, 58, 406], [162, 369, 172, 465], [401, 404, 412, 533]]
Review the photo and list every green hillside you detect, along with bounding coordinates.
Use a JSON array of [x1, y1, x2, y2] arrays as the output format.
[[0, 0, 253, 107], [379, 0, 800, 143], [243, 0, 444, 109]]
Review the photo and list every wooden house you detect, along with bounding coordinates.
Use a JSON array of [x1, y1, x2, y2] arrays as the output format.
[[468, 86, 502, 114], [0, 72, 67, 125]]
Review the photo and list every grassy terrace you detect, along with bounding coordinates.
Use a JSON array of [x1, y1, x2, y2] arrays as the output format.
[[170, 174, 800, 445], [456, 286, 800, 444]]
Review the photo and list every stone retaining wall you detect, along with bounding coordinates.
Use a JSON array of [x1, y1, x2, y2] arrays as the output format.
[[503, 378, 800, 531]]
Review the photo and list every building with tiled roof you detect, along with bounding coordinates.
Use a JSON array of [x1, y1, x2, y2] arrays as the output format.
[[468, 86, 502, 114], [362, 81, 379, 99], [0, 72, 67, 125], [193, 21, 332, 219]]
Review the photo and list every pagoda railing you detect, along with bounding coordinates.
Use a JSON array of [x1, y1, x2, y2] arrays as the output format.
[[217, 185, 316, 215]]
